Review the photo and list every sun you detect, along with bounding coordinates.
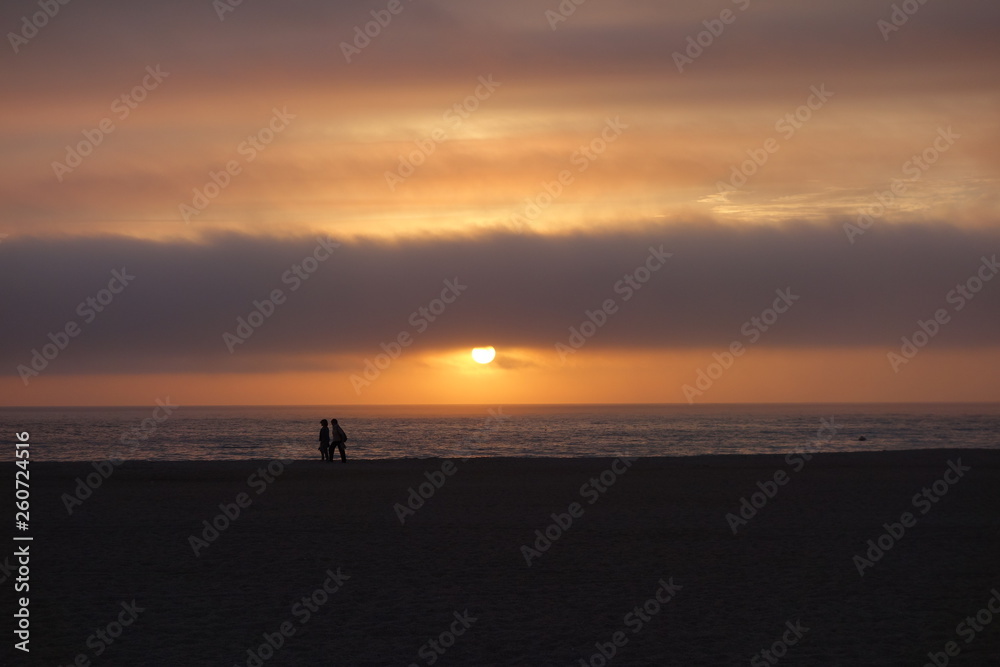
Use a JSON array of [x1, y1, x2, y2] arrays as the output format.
[[471, 346, 496, 364]]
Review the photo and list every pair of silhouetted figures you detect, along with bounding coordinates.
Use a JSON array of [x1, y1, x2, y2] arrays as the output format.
[[318, 419, 348, 463]]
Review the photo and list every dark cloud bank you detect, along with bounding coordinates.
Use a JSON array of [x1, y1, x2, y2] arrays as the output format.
[[2, 222, 998, 375], [4, 0, 998, 95]]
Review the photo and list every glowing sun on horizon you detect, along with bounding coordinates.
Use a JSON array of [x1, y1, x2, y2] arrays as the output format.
[[471, 346, 496, 364]]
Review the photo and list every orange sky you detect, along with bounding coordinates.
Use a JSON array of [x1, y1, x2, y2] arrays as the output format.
[[2, 0, 998, 405]]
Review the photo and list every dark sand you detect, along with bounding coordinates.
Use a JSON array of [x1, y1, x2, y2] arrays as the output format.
[[7, 450, 1000, 666]]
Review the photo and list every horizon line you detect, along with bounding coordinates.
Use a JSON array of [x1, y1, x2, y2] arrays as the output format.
[[4, 401, 1000, 409]]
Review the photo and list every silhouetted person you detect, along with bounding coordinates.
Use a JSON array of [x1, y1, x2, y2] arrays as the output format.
[[330, 418, 347, 463], [318, 419, 330, 461]]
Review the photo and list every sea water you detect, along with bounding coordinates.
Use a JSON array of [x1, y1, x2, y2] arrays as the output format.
[[3, 403, 998, 462]]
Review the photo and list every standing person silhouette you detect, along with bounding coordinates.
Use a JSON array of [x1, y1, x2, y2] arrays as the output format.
[[330, 418, 348, 463], [318, 419, 330, 461]]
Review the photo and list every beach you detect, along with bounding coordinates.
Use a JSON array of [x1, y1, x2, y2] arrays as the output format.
[[11, 449, 1000, 665]]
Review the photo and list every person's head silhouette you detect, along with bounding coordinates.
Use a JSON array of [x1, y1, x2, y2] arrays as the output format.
[[321, 419, 328, 426]]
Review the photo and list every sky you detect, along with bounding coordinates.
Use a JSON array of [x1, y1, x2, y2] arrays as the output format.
[[1, 0, 998, 405]]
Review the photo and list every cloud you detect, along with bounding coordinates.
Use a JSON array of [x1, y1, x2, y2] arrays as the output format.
[[1, 222, 997, 375], [3, 0, 998, 238], [4, 0, 998, 95]]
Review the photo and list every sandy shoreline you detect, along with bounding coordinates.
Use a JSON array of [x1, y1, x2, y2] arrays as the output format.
[[8, 449, 1000, 665]]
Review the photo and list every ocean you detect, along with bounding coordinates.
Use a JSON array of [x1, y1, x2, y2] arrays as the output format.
[[4, 403, 999, 462]]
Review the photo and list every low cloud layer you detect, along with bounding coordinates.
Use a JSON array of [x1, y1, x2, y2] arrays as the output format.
[[2, 222, 998, 375], [4, 0, 998, 91]]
